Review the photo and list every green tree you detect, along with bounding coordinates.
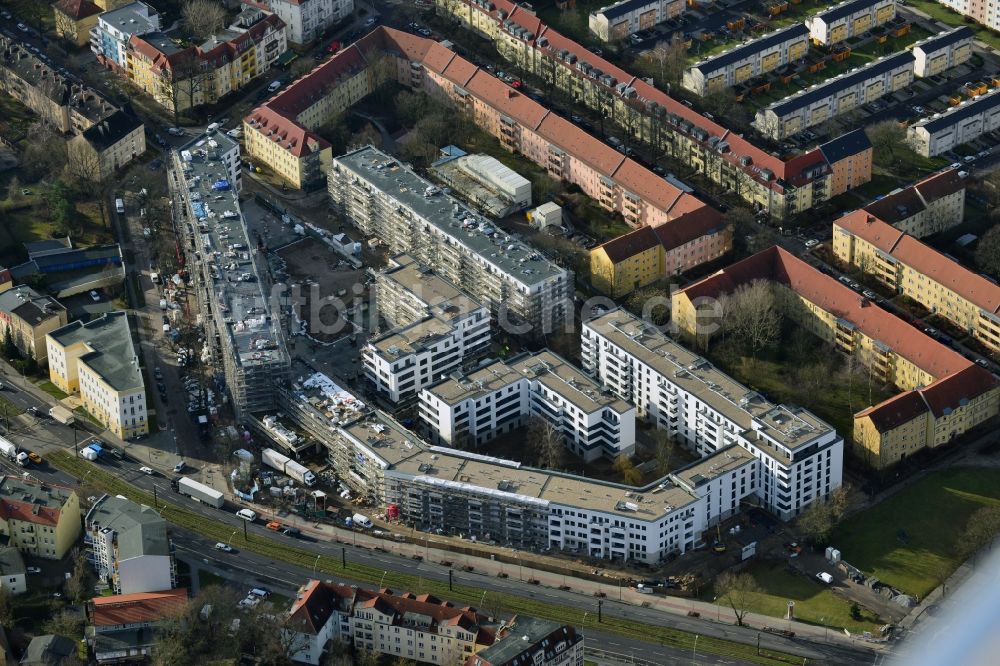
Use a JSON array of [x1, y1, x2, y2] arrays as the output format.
[[44, 181, 77, 234], [1, 329, 17, 360], [865, 120, 906, 168]]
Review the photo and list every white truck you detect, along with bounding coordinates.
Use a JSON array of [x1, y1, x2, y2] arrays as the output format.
[[177, 477, 225, 508], [261, 448, 316, 486], [49, 405, 75, 426], [0, 437, 17, 460]]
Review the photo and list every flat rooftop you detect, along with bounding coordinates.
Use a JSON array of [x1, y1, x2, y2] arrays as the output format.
[[672, 445, 757, 490], [289, 370, 367, 429], [585, 309, 834, 451], [334, 146, 566, 289], [369, 317, 456, 358], [49, 312, 142, 392], [379, 254, 484, 326], [176, 130, 287, 372]]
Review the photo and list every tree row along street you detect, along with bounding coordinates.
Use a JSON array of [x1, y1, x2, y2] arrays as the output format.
[[43, 449, 867, 666]]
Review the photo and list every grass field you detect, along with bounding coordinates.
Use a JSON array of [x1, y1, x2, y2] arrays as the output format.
[[906, 0, 1000, 51], [36, 380, 69, 401], [830, 467, 1000, 598], [705, 561, 883, 633], [47, 451, 802, 666]]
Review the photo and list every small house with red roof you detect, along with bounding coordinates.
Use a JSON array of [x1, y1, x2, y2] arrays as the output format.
[[87, 588, 188, 664], [0, 476, 80, 560]]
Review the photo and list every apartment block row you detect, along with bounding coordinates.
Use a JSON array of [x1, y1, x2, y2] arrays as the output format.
[[0, 34, 145, 180], [286, 580, 581, 666], [46, 312, 148, 440], [438, 0, 874, 220], [805, 0, 897, 46], [834, 209, 1000, 355], [754, 51, 914, 140], [936, 0, 1000, 33], [672, 246, 1000, 469], [683, 24, 810, 96], [85, 494, 176, 595], [583, 309, 843, 519], [911, 26, 974, 78], [588, 0, 685, 43], [120, 4, 287, 113], [364, 254, 491, 403], [859, 168, 966, 238], [419, 350, 638, 462], [169, 130, 289, 417], [90, 1, 160, 71], [330, 146, 572, 335], [908, 88, 1000, 157]]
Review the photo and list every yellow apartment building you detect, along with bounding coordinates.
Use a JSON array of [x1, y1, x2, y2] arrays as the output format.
[[0, 476, 81, 560], [46, 313, 148, 440], [0, 286, 68, 365]]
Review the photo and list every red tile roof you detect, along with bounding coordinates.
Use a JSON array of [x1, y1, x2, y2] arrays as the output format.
[[268, 43, 368, 118], [597, 226, 659, 263], [464, 70, 549, 130], [245, 105, 330, 157], [835, 211, 1000, 314], [0, 477, 75, 528], [856, 391, 929, 432], [536, 114, 624, 176], [90, 589, 188, 627], [288, 580, 355, 635], [863, 169, 965, 224], [597, 206, 725, 263], [54, 0, 102, 20]]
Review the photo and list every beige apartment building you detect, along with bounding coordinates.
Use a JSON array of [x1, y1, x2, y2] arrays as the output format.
[[0, 286, 67, 365], [911, 26, 974, 78], [833, 209, 1000, 354], [67, 109, 146, 181], [683, 24, 809, 96], [673, 246, 999, 468], [46, 312, 148, 440], [859, 168, 966, 238], [805, 0, 897, 45], [0, 476, 81, 560]]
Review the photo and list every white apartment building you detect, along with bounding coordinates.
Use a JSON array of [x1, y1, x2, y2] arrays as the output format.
[[91, 2, 161, 71], [329, 146, 571, 336], [419, 350, 637, 462], [936, 0, 1000, 33], [581, 309, 843, 520], [908, 89, 1000, 157], [683, 24, 809, 96], [805, 0, 896, 46], [46, 313, 147, 440], [85, 495, 176, 595], [754, 51, 914, 140], [266, 0, 355, 45], [911, 26, 974, 78], [365, 255, 491, 403], [588, 0, 685, 42]]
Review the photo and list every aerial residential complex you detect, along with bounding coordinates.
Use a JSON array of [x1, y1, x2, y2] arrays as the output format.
[[286, 580, 502, 665], [0, 476, 81, 561], [85, 495, 176, 595], [330, 146, 572, 335], [583, 309, 843, 519], [805, 0, 897, 46], [936, 0, 1000, 33], [683, 24, 810, 96], [907, 89, 1000, 157], [834, 210, 1000, 355], [672, 247, 1000, 469], [911, 26, 974, 78], [588, 0, 685, 42], [858, 168, 966, 238], [419, 350, 638, 461], [169, 130, 289, 416], [124, 5, 287, 112], [46, 313, 148, 440], [437, 0, 875, 220], [365, 254, 491, 403], [754, 51, 915, 140], [263, 0, 355, 45]]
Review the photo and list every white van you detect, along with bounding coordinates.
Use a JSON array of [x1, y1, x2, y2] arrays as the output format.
[[267, 80, 282, 93], [207, 122, 220, 132], [115, 198, 125, 214], [236, 508, 258, 522], [352, 513, 372, 529]]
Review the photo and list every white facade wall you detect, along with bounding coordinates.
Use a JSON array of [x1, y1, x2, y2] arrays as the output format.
[[268, 0, 355, 45], [0, 572, 25, 595], [79, 364, 147, 440], [908, 90, 1000, 157], [116, 554, 174, 595]]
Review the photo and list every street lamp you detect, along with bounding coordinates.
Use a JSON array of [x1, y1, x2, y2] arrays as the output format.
[[227, 530, 238, 547], [692, 634, 699, 665], [379, 570, 387, 588], [312, 554, 321, 577]]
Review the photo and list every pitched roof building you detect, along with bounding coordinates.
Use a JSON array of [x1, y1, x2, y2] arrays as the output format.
[[0, 476, 80, 560]]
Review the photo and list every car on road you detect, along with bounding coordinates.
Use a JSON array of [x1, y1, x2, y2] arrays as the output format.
[[16, 23, 27, 32], [154, 367, 162, 379], [215, 543, 233, 553], [27, 406, 38, 417], [1, 11, 11, 19], [249, 587, 271, 598], [326, 40, 341, 53], [236, 508, 258, 522], [26, 566, 41, 574], [363, 17, 376, 27], [139, 466, 155, 475], [964, 155, 976, 163], [804, 239, 819, 248], [167, 127, 185, 136], [863, 290, 877, 300], [950, 162, 962, 170], [89, 290, 100, 302], [173, 461, 186, 473], [282, 526, 301, 537], [976, 358, 990, 368], [27, 452, 42, 465], [266, 521, 282, 531]]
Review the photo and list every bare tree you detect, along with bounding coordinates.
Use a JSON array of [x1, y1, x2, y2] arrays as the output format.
[[635, 36, 689, 88], [716, 571, 761, 627], [182, 0, 227, 41], [613, 454, 643, 486], [976, 225, 1000, 279], [21, 122, 68, 183], [865, 120, 906, 168], [527, 416, 565, 468], [797, 486, 850, 545], [64, 553, 93, 603], [44, 609, 86, 639], [653, 430, 679, 476], [722, 279, 781, 358], [957, 505, 1000, 566], [0, 586, 12, 627]]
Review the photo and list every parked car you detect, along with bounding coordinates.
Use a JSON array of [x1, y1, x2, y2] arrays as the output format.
[[173, 461, 186, 473], [26, 567, 41, 575], [139, 466, 155, 475], [27, 452, 42, 464], [804, 239, 819, 248], [89, 290, 101, 302]]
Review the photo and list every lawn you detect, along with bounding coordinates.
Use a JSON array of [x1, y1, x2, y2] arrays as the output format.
[[906, 0, 1000, 52], [830, 467, 1000, 599], [706, 561, 883, 633], [855, 173, 904, 201], [36, 380, 69, 401], [199, 570, 227, 589]]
